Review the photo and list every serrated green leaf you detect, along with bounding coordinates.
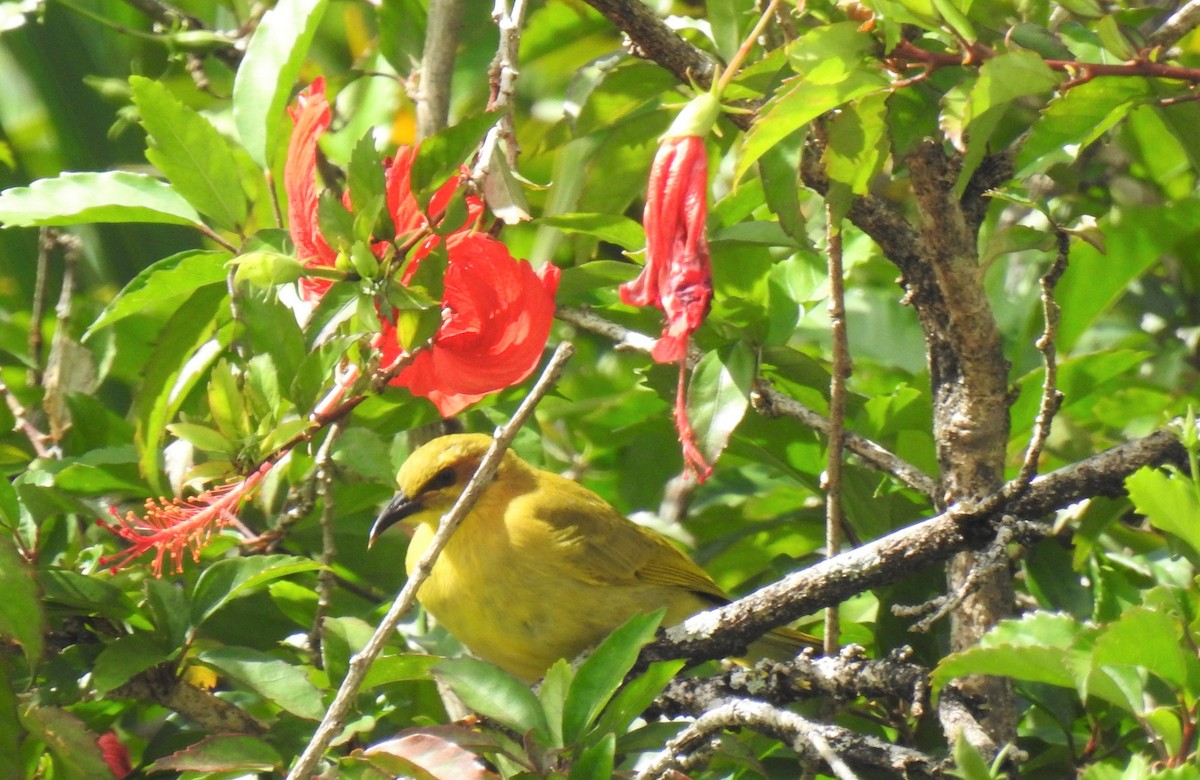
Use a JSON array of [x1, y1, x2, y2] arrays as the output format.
[[568, 733, 615, 780], [147, 734, 282, 773], [435, 657, 551, 743], [166, 422, 235, 455], [362, 654, 443, 690], [18, 703, 115, 779], [538, 659, 572, 749], [92, 632, 174, 695], [736, 69, 884, 184], [145, 577, 190, 647], [190, 554, 323, 629], [85, 250, 230, 338], [592, 659, 684, 737], [1093, 606, 1193, 690], [575, 63, 677, 139], [232, 0, 330, 167], [131, 76, 247, 230], [0, 171, 202, 227], [410, 113, 499, 206], [562, 609, 664, 744], [0, 533, 43, 667], [198, 646, 325, 719], [1126, 467, 1200, 561]]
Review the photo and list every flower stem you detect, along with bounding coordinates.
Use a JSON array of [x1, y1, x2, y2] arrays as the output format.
[[717, 0, 781, 93]]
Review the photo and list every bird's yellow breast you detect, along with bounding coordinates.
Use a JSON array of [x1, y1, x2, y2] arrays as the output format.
[[404, 467, 712, 681]]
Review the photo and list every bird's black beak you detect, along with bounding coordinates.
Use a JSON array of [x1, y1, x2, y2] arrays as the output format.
[[369, 491, 419, 548]]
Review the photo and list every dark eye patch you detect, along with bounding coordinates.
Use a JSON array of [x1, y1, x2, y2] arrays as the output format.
[[426, 467, 457, 492]]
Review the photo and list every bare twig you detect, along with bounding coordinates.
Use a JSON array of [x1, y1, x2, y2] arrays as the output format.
[[307, 420, 345, 666], [640, 427, 1189, 668], [1008, 232, 1069, 492], [556, 306, 937, 497], [895, 524, 1016, 633], [285, 342, 576, 780], [636, 699, 939, 780], [823, 203, 849, 655]]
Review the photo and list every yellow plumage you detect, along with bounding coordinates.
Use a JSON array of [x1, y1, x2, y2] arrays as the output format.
[[371, 433, 818, 681]]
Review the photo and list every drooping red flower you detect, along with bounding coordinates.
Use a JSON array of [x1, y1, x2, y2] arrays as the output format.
[[378, 232, 560, 417], [98, 464, 269, 577], [97, 731, 132, 779], [620, 133, 713, 364], [620, 93, 722, 482]]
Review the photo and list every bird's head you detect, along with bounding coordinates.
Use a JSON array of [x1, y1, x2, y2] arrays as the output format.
[[369, 433, 500, 547]]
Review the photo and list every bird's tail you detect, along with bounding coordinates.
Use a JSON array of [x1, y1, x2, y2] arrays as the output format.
[[747, 625, 823, 662]]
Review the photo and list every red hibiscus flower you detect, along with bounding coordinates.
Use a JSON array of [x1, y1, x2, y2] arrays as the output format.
[[378, 232, 560, 417], [284, 81, 558, 418]]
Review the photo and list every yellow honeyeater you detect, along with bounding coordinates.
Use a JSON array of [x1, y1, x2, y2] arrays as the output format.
[[370, 433, 818, 681]]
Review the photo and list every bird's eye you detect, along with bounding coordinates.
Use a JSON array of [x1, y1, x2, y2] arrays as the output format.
[[426, 467, 456, 491]]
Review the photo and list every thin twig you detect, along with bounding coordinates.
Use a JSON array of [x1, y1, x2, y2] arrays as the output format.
[[636, 699, 933, 780], [823, 202, 849, 655], [556, 306, 937, 497], [29, 229, 53, 386], [1008, 232, 1069, 493], [285, 341, 576, 780], [307, 419, 346, 667], [471, 0, 530, 221]]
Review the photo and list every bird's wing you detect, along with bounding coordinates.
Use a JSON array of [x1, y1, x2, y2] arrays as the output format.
[[513, 471, 729, 603]]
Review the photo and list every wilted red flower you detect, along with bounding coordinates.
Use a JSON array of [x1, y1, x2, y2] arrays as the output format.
[[98, 465, 269, 577], [378, 233, 560, 417], [97, 731, 131, 779], [620, 91, 723, 482], [620, 133, 713, 365], [284, 79, 483, 304]]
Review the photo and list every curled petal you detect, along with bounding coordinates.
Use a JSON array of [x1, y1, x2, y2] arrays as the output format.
[[284, 78, 337, 303], [389, 234, 560, 416], [620, 135, 712, 363]]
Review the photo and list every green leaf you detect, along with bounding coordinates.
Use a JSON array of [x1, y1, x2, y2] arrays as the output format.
[[0, 171, 202, 228], [737, 67, 884, 184], [362, 654, 443, 690], [562, 609, 664, 744], [1093, 606, 1194, 690], [538, 659, 572, 749], [38, 569, 135, 620], [539, 213, 645, 250], [132, 284, 231, 492], [130, 76, 248, 230], [85, 250, 230, 338], [953, 50, 1060, 194], [166, 422, 235, 455], [687, 344, 754, 468], [1016, 77, 1151, 176], [932, 611, 1087, 696], [232, 250, 310, 288], [18, 702, 115, 780], [197, 646, 325, 720], [232, 0, 330, 167], [951, 733, 994, 780], [574, 63, 677, 139], [190, 554, 323, 629], [568, 733, 615, 780], [147, 734, 282, 773], [410, 113, 499, 206], [145, 576, 190, 647], [0, 664, 20, 780], [823, 91, 888, 222], [555, 261, 639, 304], [348, 133, 390, 238], [0, 533, 43, 667], [1126, 467, 1200, 561], [592, 659, 685, 737], [92, 632, 174, 695], [435, 657, 551, 743]]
